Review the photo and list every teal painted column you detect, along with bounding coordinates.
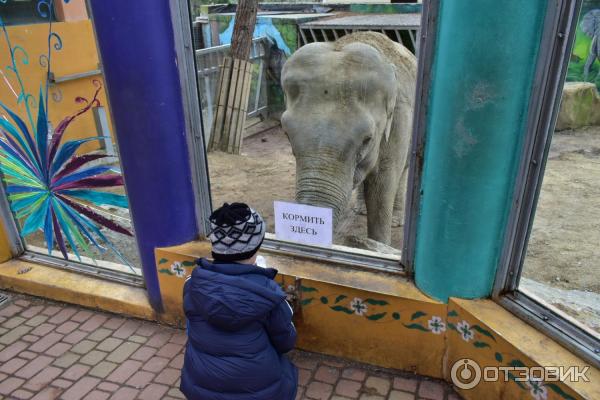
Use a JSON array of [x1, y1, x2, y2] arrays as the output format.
[[414, 0, 548, 301]]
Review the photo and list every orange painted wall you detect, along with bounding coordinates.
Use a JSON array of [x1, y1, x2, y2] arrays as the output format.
[[0, 223, 12, 262], [0, 20, 114, 154], [54, 0, 88, 22]]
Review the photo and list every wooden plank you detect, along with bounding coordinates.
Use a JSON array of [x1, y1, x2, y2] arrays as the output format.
[[227, 58, 243, 153], [213, 57, 232, 150], [223, 58, 241, 152], [233, 61, 253, 154], [208, 57, 232, 151], [229, 59, 250, 154]]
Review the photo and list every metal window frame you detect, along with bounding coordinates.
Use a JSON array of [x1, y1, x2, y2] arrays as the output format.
[[490, 0, 600, 368], [170, 0, 213, 236], [0, 4, 146, 287], [169, 3, 443, 276], [402, 0, 439, 277]]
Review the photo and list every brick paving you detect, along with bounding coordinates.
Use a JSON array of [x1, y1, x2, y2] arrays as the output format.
[[0, 292, 462, 400]]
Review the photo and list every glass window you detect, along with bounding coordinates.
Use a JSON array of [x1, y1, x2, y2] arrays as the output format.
[[519, 3, 600, 335], [0, 2, 140, 275], [194, 4, 422, 261], [0, 0, 53, 26]]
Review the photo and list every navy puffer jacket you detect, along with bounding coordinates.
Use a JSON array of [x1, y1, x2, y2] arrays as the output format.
[[181, 258, 298, 400]]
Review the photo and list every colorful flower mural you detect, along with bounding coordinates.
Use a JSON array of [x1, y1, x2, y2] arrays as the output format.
[[298, 284, 445, 328], [0, 0, 134, 269], [427, 315, 446, 335]]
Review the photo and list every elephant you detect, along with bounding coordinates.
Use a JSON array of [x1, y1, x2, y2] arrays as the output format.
[[280, 31, 417, 246]]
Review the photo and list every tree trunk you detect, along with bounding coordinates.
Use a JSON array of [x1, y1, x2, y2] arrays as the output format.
[[208, 0, 258, 154], [231, 0, 258, 60]]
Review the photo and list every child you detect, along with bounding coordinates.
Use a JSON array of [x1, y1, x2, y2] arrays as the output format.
[[180, 202, 298, 400]]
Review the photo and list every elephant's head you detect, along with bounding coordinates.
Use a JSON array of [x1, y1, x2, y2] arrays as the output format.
[[281, 41, 398, 227]]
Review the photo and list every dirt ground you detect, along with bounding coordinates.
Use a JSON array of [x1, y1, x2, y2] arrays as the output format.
[[523, 125, 600, 293], [520, 125, 600, 332]]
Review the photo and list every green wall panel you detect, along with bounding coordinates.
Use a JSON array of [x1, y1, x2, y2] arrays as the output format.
[[415, 0, 548, 301]]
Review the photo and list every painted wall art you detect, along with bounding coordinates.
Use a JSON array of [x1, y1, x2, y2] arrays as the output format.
[[567, 0, 600, 90], [0, 0, 134, 270]]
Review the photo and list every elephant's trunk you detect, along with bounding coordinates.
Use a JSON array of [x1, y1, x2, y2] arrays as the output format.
[[295, 156, 354, 230]]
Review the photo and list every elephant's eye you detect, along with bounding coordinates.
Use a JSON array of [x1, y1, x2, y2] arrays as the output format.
[[357, 136, 372, 161]]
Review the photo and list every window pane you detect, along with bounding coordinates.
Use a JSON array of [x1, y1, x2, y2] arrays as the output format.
[[520, 3, 600, 334], [0, 0, 52, 26], [196, 6, 421, 258], [0, 4, 140, 274]]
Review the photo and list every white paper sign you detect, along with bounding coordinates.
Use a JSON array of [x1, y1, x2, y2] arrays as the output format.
[[255, 255, 267, 268], [274, 201, 333, 247]]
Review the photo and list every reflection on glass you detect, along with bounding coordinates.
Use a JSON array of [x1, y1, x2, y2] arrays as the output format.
[[521, 2, 600, 335], [0, 2, 140, 274], [201, 7, 420, 257]]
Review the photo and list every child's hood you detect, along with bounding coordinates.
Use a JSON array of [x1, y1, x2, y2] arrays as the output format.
[[184, 258, 286, 331]]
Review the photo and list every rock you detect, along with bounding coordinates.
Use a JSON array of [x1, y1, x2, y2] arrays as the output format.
[[556, 82, 600, 131]]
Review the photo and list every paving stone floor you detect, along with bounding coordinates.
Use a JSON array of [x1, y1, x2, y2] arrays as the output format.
[[0, 291, 462, 400]]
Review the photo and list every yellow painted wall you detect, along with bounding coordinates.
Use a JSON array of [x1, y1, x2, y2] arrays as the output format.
[[155, 242, 447, 378], [0, 20, 114, 155], [0, 223, 12, 262], [155, 241, 600, 399], [447, 299, 600, 400]]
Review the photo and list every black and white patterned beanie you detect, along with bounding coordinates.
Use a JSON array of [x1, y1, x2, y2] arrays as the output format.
[[208, 203, 266, 262]]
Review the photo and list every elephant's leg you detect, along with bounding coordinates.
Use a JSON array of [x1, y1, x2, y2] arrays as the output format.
[[584, 36, 598, 81], [584, 52, 594, 81], [364, 172, 398, 245], [392, 163, 409, 227]]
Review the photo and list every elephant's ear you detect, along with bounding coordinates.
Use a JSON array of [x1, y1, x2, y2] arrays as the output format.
[[384, 65, 399, 142]]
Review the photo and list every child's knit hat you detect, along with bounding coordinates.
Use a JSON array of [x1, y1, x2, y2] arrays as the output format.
[[208, 202, 266, 262]]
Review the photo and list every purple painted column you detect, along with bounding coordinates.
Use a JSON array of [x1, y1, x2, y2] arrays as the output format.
[[89, 1, 199, 312]]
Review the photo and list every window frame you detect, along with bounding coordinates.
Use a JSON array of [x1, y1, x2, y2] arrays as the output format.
[[401, 0, 439, 277], [0, 0, 56, 27], [179, 0, 438, 276], [490, 0, 600, 369], [0, 1, 144, 287]]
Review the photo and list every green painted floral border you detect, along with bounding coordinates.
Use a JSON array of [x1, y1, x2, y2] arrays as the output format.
[[297, 284, 446, 334], [157, 258, 195, 278], [155, 264, 579, 400], [447, 309, 576, 400], [296, 283, 577, 400]]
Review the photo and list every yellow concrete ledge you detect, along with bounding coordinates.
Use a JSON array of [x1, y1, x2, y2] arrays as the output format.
[[156, 240, 600, 399], [0, 259, 155, 321], [448, 298, 600, 400], [156, 240, 446, 377], [157, 240, 434, 302]]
